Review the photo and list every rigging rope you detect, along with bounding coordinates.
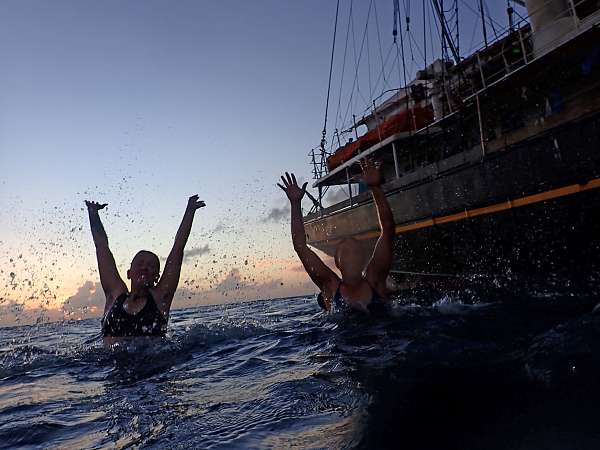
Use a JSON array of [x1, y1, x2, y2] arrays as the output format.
[[393, 0, 400, 43], [334, 0, 353, 135], [409, 30, 425, 64], [341, 0, 373, 135], [432, 0, 461, 64], [455, 0, 459, 55], [458, 0, 507, 33], [428, 0, 439, 62], [354, 1, 374, 120], [321, 0, 341, 152], [366, 19, 373, 103], [484, 2, 499, 39], [423, 0, 427, 66], [333, 0, 523, 142], [395, 0, 410, 132], [404, 1, 417, 63], [479, 0, 489, 46], [373, 0, 389, 90]]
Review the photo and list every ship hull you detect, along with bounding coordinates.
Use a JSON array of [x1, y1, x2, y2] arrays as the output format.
[[305, 111, 600, 291]]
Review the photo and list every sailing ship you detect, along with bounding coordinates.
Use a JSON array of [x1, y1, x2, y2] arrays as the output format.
[[303, 0, 600, 292]]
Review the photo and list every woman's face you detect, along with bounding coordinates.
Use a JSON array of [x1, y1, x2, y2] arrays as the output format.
[[128, 251, 160, 287]]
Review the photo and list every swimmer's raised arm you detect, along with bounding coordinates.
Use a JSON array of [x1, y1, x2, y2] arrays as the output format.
[[155, 195, 205, 315], [362, 159, 395, 295], [278, 173, 339, 300], [85, 201, 127, 311]]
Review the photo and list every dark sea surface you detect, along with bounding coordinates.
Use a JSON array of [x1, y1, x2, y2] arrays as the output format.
[[2, 292, 600, 449]]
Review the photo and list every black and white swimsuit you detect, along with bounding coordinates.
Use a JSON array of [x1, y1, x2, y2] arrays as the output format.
[[101, 292, 167, 337]]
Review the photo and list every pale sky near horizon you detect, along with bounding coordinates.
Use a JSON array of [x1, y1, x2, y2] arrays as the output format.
[[0, 1, 519, 325]]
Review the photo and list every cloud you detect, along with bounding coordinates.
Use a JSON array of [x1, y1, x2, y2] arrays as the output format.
[[159, 245, 210, 264], [262, 202, 290, 223], [173, 264, 317, 307], [215, 268, 248, 292], [0, 255, 321, 327], [0, 299, 26, 327], [0, 297, 64, 327], [62, 280, 105, 318], [209, 222, 234, 234], [184, 245, 210, 261]]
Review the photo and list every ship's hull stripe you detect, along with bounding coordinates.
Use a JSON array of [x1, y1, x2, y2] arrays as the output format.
[[309, 177, 600, 245]]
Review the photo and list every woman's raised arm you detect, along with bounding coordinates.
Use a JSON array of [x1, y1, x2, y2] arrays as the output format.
[[361, 160, 395, 295], [85, 201, 127, 312], [155, 195, 205, 313], [278, 173, 339, 302]]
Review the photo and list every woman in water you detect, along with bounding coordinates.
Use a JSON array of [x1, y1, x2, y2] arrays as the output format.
[[278, 159, 395, 313], [85, 195, 205, 343]]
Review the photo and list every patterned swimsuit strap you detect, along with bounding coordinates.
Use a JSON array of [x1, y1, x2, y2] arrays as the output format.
[[120, 291, 156, 308]]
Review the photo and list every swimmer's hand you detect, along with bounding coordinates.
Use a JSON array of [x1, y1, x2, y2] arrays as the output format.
[[359, 158, 383, 187], [85, 200, 108, 212], [278, 172, 308, 202], [186, 195, 206, 212]]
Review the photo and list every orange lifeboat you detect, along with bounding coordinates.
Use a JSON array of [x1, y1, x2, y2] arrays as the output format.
[[326, 105, 434, 171]]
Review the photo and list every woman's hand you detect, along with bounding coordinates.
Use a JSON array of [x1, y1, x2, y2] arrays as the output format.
[[359, 158, 383, 187], [186, 195, 206, 213], [85, 200, 108, 212], [277, 172, 308, 202]]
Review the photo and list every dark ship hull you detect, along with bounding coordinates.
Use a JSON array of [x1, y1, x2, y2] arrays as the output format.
[[306, 111, 600, 287], [304, 15, 600, 293]]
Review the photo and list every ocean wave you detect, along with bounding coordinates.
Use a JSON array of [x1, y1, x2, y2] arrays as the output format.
[[3, 295, 600, 449], [432, 294, 495, 315], [0, 317, 273, 382]]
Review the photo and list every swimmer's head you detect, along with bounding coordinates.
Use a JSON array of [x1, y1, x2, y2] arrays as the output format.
[[127, 250, 160, 288], [334, 237, 367, 280]]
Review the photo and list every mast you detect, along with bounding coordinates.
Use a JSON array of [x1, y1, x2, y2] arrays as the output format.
[[431, 0, 461, 65], [479, 0, 489, 47], [320, 0, 341, 160], [507, 1, 515, 32]]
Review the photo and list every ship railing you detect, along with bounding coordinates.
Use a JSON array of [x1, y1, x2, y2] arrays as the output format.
[[339, 0, 597, 143], [459, 0, 600, 101], [307, 144, 331, 215], [461, 4, 599, 108], [448, 21, 534, 107]]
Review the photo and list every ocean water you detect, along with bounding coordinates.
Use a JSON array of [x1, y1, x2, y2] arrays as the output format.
[[2, 293, 600, 450]]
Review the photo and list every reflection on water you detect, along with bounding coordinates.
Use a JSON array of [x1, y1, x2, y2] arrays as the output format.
[[1, 293, 600, 449]]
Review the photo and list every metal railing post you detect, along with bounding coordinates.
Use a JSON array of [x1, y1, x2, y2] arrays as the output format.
[[476, 94, 486, 157], [518, 28, 528, 64], [392, 142, 400, 179], [476, 52, 487, 89], [318, 185, 323, 217], [567, 0, 579, 28], [346, 167, 353, 207]]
